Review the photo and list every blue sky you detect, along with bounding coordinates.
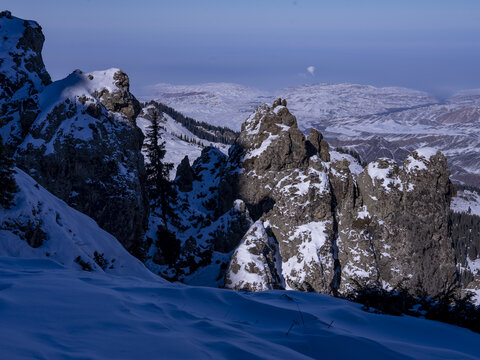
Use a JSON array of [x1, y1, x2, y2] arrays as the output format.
[[4, 0, 480, 97]]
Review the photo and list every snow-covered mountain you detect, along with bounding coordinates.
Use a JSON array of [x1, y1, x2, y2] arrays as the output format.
[[140, 98, 480, 306], [452, 188, 480, 217], [11, 67, 150, 255], [150, 82, 480, 186]]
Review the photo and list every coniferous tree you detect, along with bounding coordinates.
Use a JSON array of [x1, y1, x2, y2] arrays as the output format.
[[0, 137, 18, 209], [144, 117, 175, 222], [144, 117, 180, 264]]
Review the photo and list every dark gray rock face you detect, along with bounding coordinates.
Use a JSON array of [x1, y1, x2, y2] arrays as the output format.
[[307, 128, 330, 162], [334, 151, 457, 296], [14, 69, 149, 256], [0, 12, 51, 147], [175, 156, 195, 192]]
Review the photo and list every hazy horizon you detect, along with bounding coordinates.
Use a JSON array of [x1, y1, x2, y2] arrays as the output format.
[[3, 0, 480, 98]]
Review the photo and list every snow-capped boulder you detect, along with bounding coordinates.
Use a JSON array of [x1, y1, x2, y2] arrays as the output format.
[[92, 69, 140, 122], [225, 220, 283, 291], [0, 11, 51, 146], [0, 168, 154, 278]]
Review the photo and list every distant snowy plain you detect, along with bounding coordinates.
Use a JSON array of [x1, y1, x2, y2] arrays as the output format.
[[149, 82, 480, 185]]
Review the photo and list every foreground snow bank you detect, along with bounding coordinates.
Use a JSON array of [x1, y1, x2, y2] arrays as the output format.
[[0, 257, 478, 360]]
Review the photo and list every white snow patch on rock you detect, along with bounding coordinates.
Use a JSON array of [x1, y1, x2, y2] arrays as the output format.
[[366, 159, 402, 192], [330, 150, 364, 177], [357, 205, 370, 219], [283, 221, 329, 286], [226, 221, 280, 291], [415, 147, 439, 159], [243, 134, 279, 160]]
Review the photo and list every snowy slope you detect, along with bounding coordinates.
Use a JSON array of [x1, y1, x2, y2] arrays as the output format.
[[136, 105, 229, 178], [148, 82, 271, 129], [0, 168, 154, 278], [0, 256, 479, 360], [452, 189, 480, 217]]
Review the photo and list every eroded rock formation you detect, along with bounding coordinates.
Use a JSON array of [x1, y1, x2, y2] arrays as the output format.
[[223, 100, 458, 298], [14, 69, 149, 255]]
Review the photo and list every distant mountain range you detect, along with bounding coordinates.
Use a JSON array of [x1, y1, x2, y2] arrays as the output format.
[[150, 82, 480, 186]]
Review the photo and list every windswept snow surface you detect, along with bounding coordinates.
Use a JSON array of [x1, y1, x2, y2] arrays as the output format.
[[0, 257, 479, 359]]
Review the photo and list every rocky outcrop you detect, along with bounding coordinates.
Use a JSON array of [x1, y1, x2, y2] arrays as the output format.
[[1, 14, 150, 257], [150, 99, 461, 298], [0, 11, 51, 147], [92, 70, 141, 123], [222, 99, 459, 298], [227, 101, 339, 293], [307, 128, 330, 162], [335, 150, 457, 296], [14, 69, 149, 256]]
